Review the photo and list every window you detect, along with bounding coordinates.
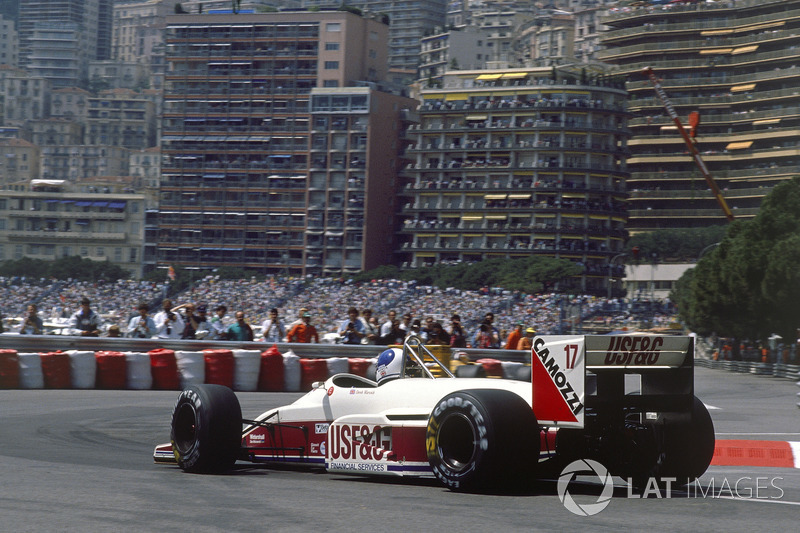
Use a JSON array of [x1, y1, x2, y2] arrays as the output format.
[[324, 61, 339, 70], [323, 80, 339, 87], [326, 23, 341, 32], [80, 247, 88, 256], [114, 247, 122, 262], [96, 247, 105, 257], [325, 42, 340, 51]]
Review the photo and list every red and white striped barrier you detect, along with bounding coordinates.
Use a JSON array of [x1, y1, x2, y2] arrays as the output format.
[[0, 347, 530, 393]]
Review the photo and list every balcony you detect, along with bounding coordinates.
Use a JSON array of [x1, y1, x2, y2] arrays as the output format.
[[7, 231, 127, 241]]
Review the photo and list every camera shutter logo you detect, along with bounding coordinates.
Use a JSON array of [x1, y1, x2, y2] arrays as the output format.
[[557, 459, 614, 516]]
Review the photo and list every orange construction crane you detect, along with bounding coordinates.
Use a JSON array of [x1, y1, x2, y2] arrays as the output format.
[[642, 66, 734, 222]]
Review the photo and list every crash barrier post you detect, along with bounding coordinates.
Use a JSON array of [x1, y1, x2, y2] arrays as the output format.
[[326, 357, 349, 380], [476, 358, 504, 378], [18, 353, 43, 389], [283, 351, 301, 392], [68, 350, 96, 389], [95, 351, 127, 390], [233, 349, 261, 392], [501, 360, 524, 379], [348, 358, 371, 377], [149, 349, 179, 390], [125, 352, 152, 390], [258, 346, 284, 392], [175, 351, 205, 389], [40, 351, 71, 389], [203, 349, 235, 388], [300, 358, 329, 391], [0, 349, 19, 389]]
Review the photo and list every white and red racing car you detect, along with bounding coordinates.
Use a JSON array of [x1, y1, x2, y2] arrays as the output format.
[[154, 334, 715, 491]]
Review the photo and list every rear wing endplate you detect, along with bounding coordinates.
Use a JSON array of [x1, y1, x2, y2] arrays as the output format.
[[531, 334, 694, 429]]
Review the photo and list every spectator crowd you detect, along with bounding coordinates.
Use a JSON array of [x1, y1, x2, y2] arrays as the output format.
[[0, 275, 679, 349]]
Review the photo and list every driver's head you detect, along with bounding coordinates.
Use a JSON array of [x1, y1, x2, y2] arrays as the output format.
[[376, 348, 404, 384]]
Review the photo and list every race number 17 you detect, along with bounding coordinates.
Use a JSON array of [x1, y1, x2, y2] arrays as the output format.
[[564, 344, 578, 369]]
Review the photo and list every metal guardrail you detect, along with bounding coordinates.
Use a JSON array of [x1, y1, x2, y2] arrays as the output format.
[[694, 358, 800, 380], [0, 334, 530, 363]]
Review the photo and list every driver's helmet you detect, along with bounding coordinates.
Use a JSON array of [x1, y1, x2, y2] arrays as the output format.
[[376, 348, 403, 384]]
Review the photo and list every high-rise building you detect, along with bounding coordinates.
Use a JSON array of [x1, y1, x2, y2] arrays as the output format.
[[157, 11, 412, 276], [18, 0, 112, 88], [401, 67, 630, 294], [0, 14, 17, 67], [302, 0, 448, 78], [599, 0, 800, 232]]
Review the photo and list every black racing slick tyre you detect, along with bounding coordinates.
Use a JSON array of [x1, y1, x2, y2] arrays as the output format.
[[426, 389, 539, 492], [171, 384, 242, 473], [656, 395, 716, 484]]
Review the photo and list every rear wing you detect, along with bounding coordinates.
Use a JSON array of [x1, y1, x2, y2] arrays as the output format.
[[531, 334, 694, 429]]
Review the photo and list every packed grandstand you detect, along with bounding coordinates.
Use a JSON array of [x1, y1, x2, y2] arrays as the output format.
[[0, 275, 678, 342]]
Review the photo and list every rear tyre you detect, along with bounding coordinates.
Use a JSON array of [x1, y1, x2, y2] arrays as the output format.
[[426, 389, 539, 491], [656, 395, 715, 484], [171, 384, 242, 473]]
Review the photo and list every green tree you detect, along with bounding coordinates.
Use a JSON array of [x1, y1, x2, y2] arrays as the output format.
[[676, 177, 800, 342]]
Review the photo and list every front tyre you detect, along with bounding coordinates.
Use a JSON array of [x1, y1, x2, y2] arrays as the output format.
[[171, 384, 242, 473], [426, 389, 539, 491]]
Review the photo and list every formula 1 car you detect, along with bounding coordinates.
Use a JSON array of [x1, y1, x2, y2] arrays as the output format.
[[154, 334, 715, 491]]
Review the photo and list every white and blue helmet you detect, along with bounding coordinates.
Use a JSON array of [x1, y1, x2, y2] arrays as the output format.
[[376, 348, 403, 384]]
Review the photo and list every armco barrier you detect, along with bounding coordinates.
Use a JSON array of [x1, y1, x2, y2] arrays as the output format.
[[203, 349, 234, 388], [125, 351, 152, 390], [0, 335, 537, 391], [0, 349, 19, 389], [258, 347, 284, 392], [149, 349, 179, 390], [175, 350, 205, 389], [69, 350, 96, 389], [232, 349, 261, 392], [40, 352, 71, 389], [18, 353, 43, 389], [95, 351, 127, 389]]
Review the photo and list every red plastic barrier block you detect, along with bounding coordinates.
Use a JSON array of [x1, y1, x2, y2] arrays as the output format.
[[203, 349, 234, 388], [149, 349, 180, 390], [348, 358, 371, 378], [0, 349, 19, 389], [40, 351, 71, 389], [95, 351, 127, 390], [476, 358, 504, 377], [300, 358, 328, 391], [258, 346, 284, 392]]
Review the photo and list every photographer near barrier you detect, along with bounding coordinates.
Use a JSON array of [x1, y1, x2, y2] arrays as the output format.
[[0, 335, 531, 392]]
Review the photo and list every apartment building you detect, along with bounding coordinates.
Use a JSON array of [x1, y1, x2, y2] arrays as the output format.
[[302, 0, 447, 78], [419, 26, 493, 83], [599, 0, 800, 232], [158, 10, 407, 275], [18, 1, 113, 88], [307, 87, 416, 274], [0, 138, 40, 184], [0, 178, 146, 276], [401, 67, 630, 294], [0, 14, 17, 67], [0, 66, 50, 127]]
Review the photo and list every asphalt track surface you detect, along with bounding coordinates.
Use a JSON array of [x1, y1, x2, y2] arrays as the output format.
[[1, 367, 798, 532]]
